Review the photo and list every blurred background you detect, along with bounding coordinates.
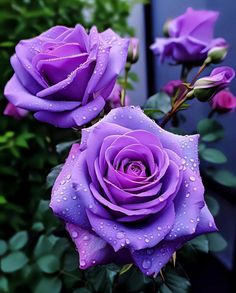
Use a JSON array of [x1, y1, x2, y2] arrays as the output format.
[[0, 0, 235, 292]]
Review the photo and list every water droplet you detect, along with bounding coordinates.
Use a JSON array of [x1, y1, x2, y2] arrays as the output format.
[[83, 235, 89, 241], [80, 259, 86, 267], [144, 238, 150, 243], [209, 222, 213, 228], [67, 174, 71, 180], [72, 195, 77, 200], [72, 231, 78, 238], [116, 231, 125, 239], [142, 258, 152, 269], [82, 116, 87, 120], [60, 180, 66, 185], [186, 193, 190, 198], [190, 176, 196, 182]]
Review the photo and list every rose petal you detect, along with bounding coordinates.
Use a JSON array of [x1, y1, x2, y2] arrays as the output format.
[[50, 144, 90, 229]]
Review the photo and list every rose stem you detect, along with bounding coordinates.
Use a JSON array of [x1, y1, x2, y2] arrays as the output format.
[[160, 61, 209, 128], [121, 63, 131, 106]]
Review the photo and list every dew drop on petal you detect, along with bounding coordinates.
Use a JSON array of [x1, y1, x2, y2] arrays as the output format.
[[142, 258, 152, 269]]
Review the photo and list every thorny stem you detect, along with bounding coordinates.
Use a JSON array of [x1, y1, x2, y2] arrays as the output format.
[[161, 61, 209, 128]]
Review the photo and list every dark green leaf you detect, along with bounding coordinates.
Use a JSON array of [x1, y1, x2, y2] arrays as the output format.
[[1, 251, 28, 273], [9, 231, 28, 251], [188, 235, 209, 253], [37, 254, 60, 274], [144, 92, 172, 119], [206, 169, 236, 188], [34, 235, 54, 258], [201, 148, 227, 164], [46, 164, 63, 188], [0, 276, 9, 292], [0, 195, 7, 205], [0, 240, 8, 256], [208, 233, 227, 252], [206, 196, 220, 216], [34, 277, 62, 293], [197, 119, 224, 142], [56, 140, 77, 154]]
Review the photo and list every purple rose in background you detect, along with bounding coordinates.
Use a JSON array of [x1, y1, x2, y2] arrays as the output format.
[[50, 106, 216, 276], [4, 102, 28, 120], [4, 25, 129, 128], [193, 66, 235, 101], [107, 84, 130, 108], [211, 90, 236, 113], [162, 80, 183, 97], [151, 7, 227, 63]]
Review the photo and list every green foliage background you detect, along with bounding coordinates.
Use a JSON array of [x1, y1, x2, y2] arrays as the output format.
[[0, 1, 150, 292]]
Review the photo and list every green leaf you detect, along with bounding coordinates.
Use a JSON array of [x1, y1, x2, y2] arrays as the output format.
[[144, 92, 172, 119], [0, 276, 9, 292], [9, 231, 28, 251], [159, 283, 173, 293], [197, 119, 224, 142], [206, 196, 220, 216], [31, 222, 45, 232], [56, 140, 77, 154], [37, 254, 60, 274], [206, 169, 236, 188], [164, 272, 191, 293], [34, 277, 62, 293], [46, 164, 63, 188], [0, 195, 7, 205], [188, 235, 209, 253], [201, 148, 227, 164], [73, 288, 91, 293], [0, 240, 8, 256], [208, 233, 227, 252], [1, 252, 28, 273], [34, 235, 54, 258]]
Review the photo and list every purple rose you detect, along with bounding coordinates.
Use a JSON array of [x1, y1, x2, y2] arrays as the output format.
[[127, 37, 139, 64], [4, 102, 28, 120], [50, 106, 216, 276], [211, 90, 236, 113], [193, 66, 235, 101], [4, 25, 129, 128], [151, 7, 227, 63], [162, 80, 183, 97]]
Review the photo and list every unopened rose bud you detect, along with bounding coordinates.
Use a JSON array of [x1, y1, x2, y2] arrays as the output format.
[[4, 102, 28, 120], [193, 66, 235, 102], [207, 45, 228, 64], [127, 37, 139, 64], [211, 90, 236, 113], [163, 19, 171, 37]]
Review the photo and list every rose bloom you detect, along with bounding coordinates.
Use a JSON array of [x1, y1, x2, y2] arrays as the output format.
[[51, 106, 216, 276], [4, 102, 28, 120], [4, 25, 129, 128], [193, 66, 235, 101], [151, 7, 227, 63], [212, 90, 236, 113]]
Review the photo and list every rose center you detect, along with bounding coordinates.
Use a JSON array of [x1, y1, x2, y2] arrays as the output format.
[[125, 161, 146, 177]]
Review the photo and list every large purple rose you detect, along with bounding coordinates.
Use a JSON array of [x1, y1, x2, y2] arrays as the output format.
[[50, 106, 217, 276], [151, 7, 227, 63], [4, 25, 129, 128]]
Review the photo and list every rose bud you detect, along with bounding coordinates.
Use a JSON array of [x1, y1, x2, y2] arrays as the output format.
[[162, 80, 183, 97], [4, 102, 28, 120], [211, 90, 236, 113], [127, 37, 139, 64], [207, 43, 228, 64], [193, 66, 235, 102], [107, 83, 130, 109]]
